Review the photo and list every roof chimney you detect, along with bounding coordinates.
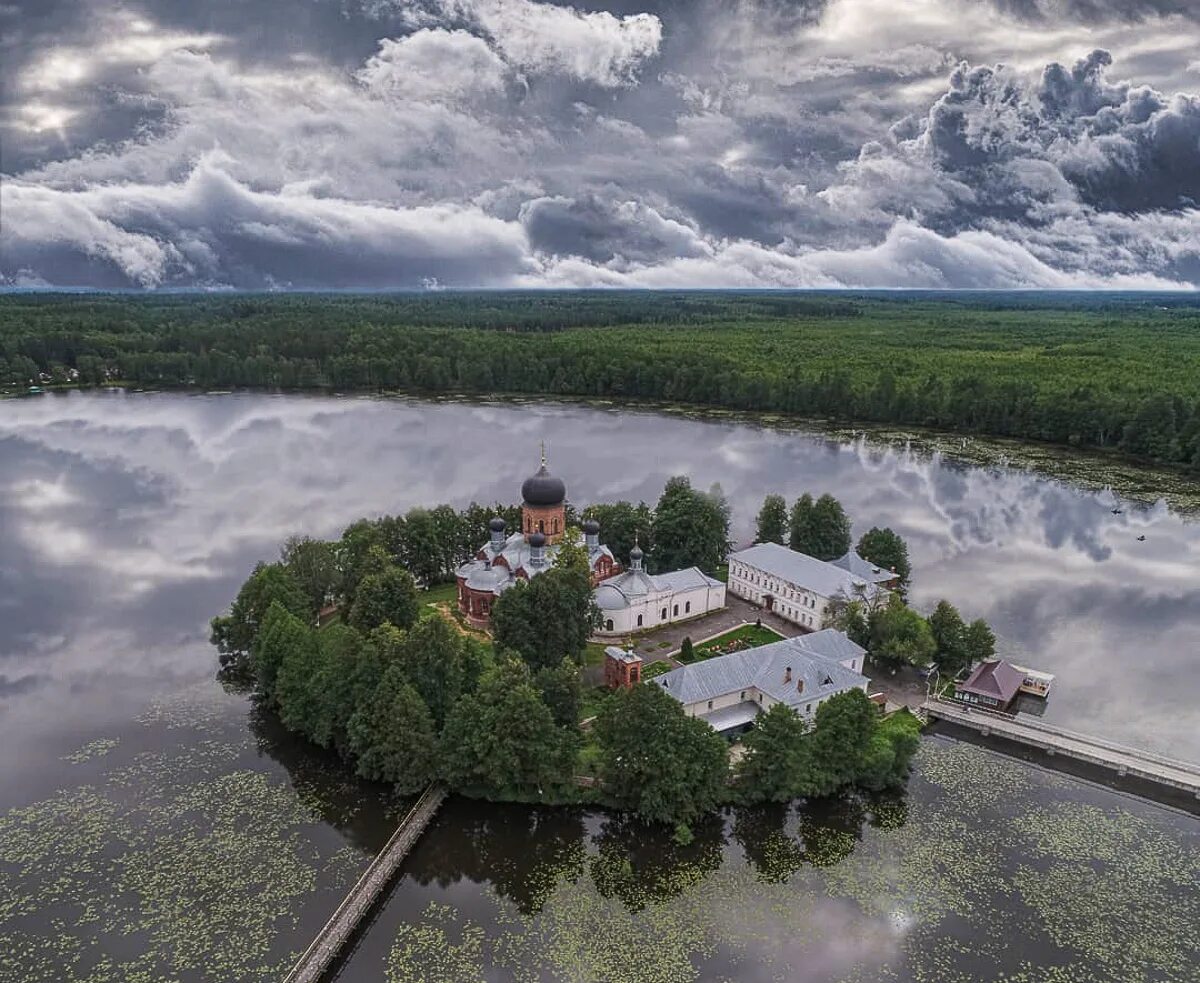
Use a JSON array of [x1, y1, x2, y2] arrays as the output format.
[[783, 666, 792, 684]]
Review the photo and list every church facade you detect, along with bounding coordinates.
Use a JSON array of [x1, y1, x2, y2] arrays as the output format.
[[455, 454, 621, 627], [593, 546, 726, 636]]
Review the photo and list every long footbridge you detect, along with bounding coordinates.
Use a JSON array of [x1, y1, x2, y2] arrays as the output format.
[[921, 700, 1200, 797], [284, 784, 447, 983]]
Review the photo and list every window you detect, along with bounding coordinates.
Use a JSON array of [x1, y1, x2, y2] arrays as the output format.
[[637, 614, 643, 627], [673, 604, 679, 616], [740, 691, 746, 700], [605, 619, 613, 631], [661, 608, 667, 620], [805, 703, 811, 713], [685, 601, 691, 613], [757, 694, 763, 703], [537, 519, 545, 533], [707, 700, 713, 710]]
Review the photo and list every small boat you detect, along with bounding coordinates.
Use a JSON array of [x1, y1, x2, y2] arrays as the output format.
[[26, 386, 44, 395]]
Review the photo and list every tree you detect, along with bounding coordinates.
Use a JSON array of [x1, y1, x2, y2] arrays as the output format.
[[823, 594, 871, 648], [868, 595, 936, 670], [305, 623, 380, 753], [337, 521, 391, 606], [963, 618, 997, 666], [348, 566, 419, 634], [346, 664, 438, 792], [252, 601, 315, 701], [280, 535, 341, 615], [736, 703, 814, 803], [856, 527, 911, 593], [275, 622, 328, 741], [651, 476, 730, 574], [679, 636, 694, 663], [440, 658, 576, 798], [858, 710, 923, 791], [594, 683, 729, 826], [396, 508, 445, 586], [754, 494, 789, 545], [808, 494, 852, 561], [788, 494, 814, 554], [534, 658, 582, 729], [491, 566, 598, 671], [392, 616, 487, 728], [927, 599, 969, 675], [581, 501, 653, 567], [210, 562, 309, 663], [807, 689, 878, 796]]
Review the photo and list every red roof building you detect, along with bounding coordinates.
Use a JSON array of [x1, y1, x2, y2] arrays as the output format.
[[953, 659, 1026, 712]]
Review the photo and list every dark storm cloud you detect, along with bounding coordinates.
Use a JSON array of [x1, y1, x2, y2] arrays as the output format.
[[986, 0, 1200, 22], [1, 0, 1199, 288]]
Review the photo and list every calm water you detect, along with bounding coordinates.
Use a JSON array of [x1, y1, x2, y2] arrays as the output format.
[[0, 391, 1197, 982]]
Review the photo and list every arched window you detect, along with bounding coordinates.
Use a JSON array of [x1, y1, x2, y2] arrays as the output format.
[[637, 614, 643, 627], [661, 608, 667, 620], [685, 601, 691, 613], [605, 619, 613, 631], [538, 519, 544, 533], [553, 517, 559, 533], [673, 604, 679, 616]]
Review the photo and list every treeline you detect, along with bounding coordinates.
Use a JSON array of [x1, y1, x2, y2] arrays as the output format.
[[3, 292, 1200, 471]]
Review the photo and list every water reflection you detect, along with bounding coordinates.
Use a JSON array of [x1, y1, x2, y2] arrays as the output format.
[[0, 389, 1198, 782]]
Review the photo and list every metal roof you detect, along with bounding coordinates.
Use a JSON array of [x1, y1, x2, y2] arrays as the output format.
[[654, 631, 868, 711], [957, 659, 1025, 703], [591, 565, 722, 610], [830, 548, 896, 584], [730, 542, 883, 600]]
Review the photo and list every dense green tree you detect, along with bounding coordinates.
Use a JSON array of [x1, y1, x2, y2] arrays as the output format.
[[736, 704, 814, 803], [856, 527, 912, 593], [398, 508, 447, 586], [280, 535, 341, 614], [305, 623, 379, 753], [440, 658, 576, 798], [581, 501, 653, 567], [651, 476, 730, 574], [391, 617, 487, 727], [807, 689, 878, 796], [252, 601, 315, 701], [337, 522, 391, 607], [788, 494, 815, 554], [927, 600, 969, 675], [347, 566, 419, 634], [346, 663, 438, 792], [210, 562, 309, 663], [594, 683, 729, 826], [274, 623, 327, 741], [754, 494, 789, 545], [490, 566, 598, 671], [963, 618, 997, 666], [868, 595, 936, 669], [679, 637, 694, 662], [534, 658, 583, 729], [807, 494, 852, 561]]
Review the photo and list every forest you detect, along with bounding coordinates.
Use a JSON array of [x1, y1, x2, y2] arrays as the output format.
[[3, 290, 1200, 471]]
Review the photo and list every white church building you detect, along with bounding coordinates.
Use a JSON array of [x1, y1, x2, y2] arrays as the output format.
[[593, 544, 726, 636]]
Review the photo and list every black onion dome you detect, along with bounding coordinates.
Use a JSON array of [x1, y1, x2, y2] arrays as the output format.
[[582, 518, 600, 535], [521, 464, 566, 507], [489, 516, 507, 532], [630, 544, 644, 561], [529, 531, 547, 548]]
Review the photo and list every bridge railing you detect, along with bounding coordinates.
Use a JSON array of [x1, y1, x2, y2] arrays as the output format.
[[923, 700, 1200, 777]]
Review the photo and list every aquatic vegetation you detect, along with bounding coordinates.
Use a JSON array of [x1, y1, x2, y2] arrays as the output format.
[[386, 902, 487, 983], [61, 737, 120, 763], [0, 740, 363, 983]]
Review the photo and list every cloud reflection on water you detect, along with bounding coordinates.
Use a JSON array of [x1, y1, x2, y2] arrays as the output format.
[[0, 390, 1196, 764]]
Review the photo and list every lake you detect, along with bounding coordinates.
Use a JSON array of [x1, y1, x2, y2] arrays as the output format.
[[0, 391, 1197, 982]]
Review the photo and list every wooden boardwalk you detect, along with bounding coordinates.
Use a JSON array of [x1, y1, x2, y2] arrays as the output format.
[[284, 785, 447, 983], [922, 700, 1200, 797]]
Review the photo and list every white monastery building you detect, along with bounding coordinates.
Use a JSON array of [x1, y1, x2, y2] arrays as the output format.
[[727, 542, 893, 631], [594, 544, 726, 636], [654, 629, 870, 735]]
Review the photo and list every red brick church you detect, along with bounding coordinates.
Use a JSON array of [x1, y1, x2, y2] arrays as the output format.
[[455, 451, 621, 627]]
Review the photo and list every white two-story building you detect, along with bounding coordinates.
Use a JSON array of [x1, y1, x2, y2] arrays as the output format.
[[594, 544, 726, 636], [727, 542, 892, 631]]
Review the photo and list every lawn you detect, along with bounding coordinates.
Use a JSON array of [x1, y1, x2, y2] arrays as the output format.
[[642, 660, 676, 679], [680, 624, 784, 663], [416, 582, 458, 607]]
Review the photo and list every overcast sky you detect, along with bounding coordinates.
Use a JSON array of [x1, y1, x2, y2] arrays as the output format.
[[1, 0, 1198, 289]]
